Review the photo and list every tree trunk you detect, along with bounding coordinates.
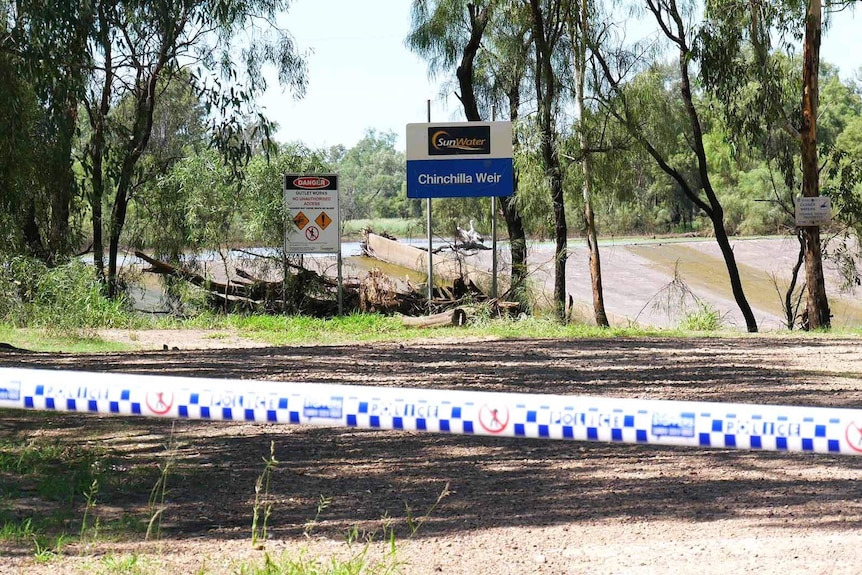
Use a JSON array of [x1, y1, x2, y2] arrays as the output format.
[[800, 0, 830, 329], [504, 82, 527, 298], [784, 231, 806, 329], [671, 8, 758, 332], [574, 0, 608, 327], [47, 96, 77, 265], [711, 212, 758, 331], [106, 51, 165, 298], [593, 0, 758, 331], [582, 160, 608, 326], [455, 2, 528, 306], [530, 0, 568, 321]]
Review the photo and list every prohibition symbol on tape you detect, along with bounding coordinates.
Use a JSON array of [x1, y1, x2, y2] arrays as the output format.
[[315, 211, 332, 230], [845, 422, 862, 453], [146, 391, 174, 415], [293, 211, 309, 230], [305, 226, 320, 241], [479, 404, 509, 433]]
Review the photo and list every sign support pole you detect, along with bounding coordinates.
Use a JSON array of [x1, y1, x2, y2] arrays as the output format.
[[426, 99, 433, 312], [337, 251, 343, 316], [491, 106, 498, 300]]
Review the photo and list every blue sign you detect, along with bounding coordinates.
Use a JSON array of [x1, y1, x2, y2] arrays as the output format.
[[406, 158, 514, 198]]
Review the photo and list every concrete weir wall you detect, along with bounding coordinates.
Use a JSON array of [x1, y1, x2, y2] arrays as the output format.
[[364, 233, 491, 288]]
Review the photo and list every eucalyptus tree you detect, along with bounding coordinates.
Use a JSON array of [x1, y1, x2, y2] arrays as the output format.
[[406, 0, 530, 298], [80, 0, 307, 298], [528, 0, 575, 320], [1, 0, 91, 262], [334, 130, 410, 220], [698, 0, 860, 329], [591, 0, 759, 332], [566, 0, 609, 326]]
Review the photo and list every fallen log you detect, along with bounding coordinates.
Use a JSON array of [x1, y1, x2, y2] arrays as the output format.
[[399, 308, 467, 328], [135, 250, 344, 315]]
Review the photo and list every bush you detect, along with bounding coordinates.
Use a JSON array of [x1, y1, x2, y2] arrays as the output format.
[[678, 301, 725, 331], [0, 255, 133, 330]]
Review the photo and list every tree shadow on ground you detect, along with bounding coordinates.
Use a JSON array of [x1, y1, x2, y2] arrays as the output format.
[[2, 336, 862, 547]]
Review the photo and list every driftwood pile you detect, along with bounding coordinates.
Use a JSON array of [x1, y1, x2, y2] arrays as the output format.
[[135, 248, 512, 325], [135, 251, 351, 316]]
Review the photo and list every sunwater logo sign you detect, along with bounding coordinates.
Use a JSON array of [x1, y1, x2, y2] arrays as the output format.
[[428, 125, 491, 155], [406, 122, 513, 198]]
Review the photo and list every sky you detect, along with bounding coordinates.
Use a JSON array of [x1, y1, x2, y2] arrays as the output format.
[[258, 1, 861, 152]]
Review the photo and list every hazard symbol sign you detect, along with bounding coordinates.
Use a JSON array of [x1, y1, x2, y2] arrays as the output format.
[[846, 422, 862, 453], [293, 211, 309, 230], [315, 211, 332, 230], [284, 173, 340, 254]]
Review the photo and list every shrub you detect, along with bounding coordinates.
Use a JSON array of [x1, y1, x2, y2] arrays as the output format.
[[0, 255, 133, 329]]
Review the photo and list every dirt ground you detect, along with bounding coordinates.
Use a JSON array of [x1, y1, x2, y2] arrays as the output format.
[[3, 333, 862, 574]]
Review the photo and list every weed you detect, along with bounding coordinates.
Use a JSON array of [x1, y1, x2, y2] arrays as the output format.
[[97, 553, 148, 574], [80, 478, 100, 540], [33, 537, 58, 564], [679, 301, 726, 331], [405, 481, 450, 537], [303, 494, 332, 537], [0, 254, 137, 331], [0, 517, 36, 541], [146, 423, 177, 542], [251, 440, 279, 550]]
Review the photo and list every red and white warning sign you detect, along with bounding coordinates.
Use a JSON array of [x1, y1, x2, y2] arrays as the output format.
[[478, 404, 509, 434], [146, 391, 174, 415], [845, 421, 862, 453], [283, 174, 340, 254]]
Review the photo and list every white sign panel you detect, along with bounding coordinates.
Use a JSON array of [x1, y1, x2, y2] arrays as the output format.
[[795, 196, 831, 227], [284, 174, 340, 254]]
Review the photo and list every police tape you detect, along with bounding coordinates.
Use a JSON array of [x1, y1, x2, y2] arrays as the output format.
[[2, 367, 862, 456]]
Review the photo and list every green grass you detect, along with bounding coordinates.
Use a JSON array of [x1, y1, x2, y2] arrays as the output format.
[[5, 309, 861, 355], [0, 325, 137, 352], [0, 438, 105, 503]]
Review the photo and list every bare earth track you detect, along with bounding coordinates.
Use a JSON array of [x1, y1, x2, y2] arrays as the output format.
[[3, 335, 862, 573]]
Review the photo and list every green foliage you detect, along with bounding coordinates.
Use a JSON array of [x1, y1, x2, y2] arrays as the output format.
[[0, 436, 105, 520], [333, 130, 413, 221], [141, 150, 242, 259], [0, 255, 133, 330], [244, 143, 332, 246], [678, 302, 726, 332]]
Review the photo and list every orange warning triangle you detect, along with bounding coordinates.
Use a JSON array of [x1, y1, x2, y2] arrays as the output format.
[[315, 211, 332, 230], [293, 211, 309, 230]]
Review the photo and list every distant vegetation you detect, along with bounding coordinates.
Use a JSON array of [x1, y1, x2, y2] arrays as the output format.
[[1, 0, 861, 331]]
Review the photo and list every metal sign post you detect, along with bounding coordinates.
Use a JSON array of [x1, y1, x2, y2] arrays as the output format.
[[426, 100, 433, 311], [490, 107, 498, 300]]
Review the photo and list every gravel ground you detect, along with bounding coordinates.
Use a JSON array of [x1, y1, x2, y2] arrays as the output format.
[[2, 334, 862, 574]]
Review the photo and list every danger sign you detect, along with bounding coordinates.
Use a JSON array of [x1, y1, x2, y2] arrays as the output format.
[[315, 211, 332, 230], [283, 174, 340, 254], [293, 211, 309, 230]]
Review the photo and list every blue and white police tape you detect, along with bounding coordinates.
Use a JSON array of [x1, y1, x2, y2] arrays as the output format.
[[2, 367, 862, 456]]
